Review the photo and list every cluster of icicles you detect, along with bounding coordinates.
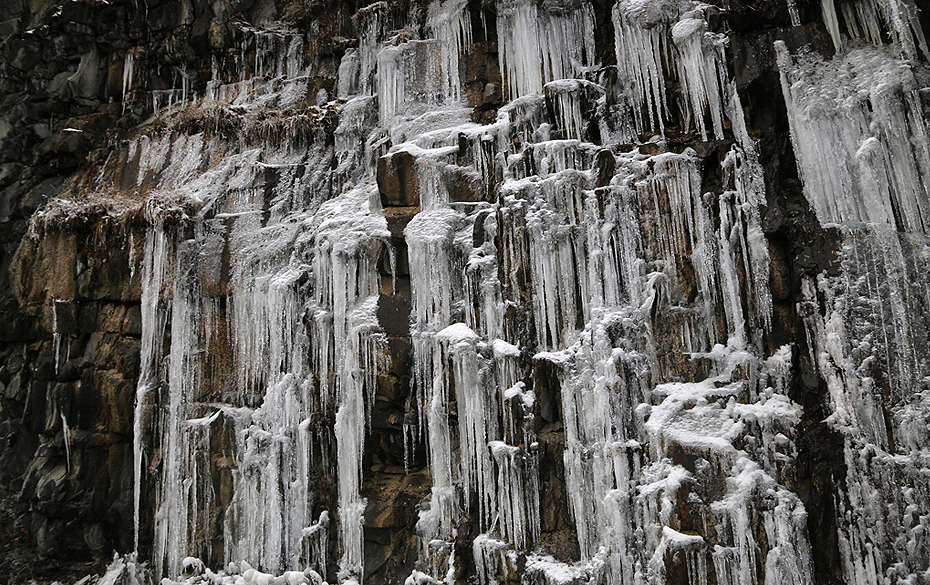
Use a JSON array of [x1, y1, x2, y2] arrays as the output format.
[[47, 0, 930, 584]]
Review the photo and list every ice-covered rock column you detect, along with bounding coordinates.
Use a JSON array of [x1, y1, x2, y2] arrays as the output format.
[[122, 132, 320, 578], [308, 185, 389, 581], [520, 169, 595, 349], [643, 349, 813, 585], [778, 36, 930, 585], [534, 334, 814, 585], [406, 206, 465, 575]]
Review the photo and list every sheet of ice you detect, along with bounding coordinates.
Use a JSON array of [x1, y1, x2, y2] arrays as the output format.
[[133, 226, 171, 552], [356, 2, 387, 96], [153, 238, 209, 579], [122, 51, 134, 114]]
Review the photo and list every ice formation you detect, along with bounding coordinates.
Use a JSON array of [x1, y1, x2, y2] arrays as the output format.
[[777, 42, 930, 233], [611, 0, 731, 140], [426, 0, 473, 103], [777, 25, 930, 585], [817, 0, 928, 60], [35, 1, 930, 584], [496, 0, 596, 100], [115, 86, 388, 579]]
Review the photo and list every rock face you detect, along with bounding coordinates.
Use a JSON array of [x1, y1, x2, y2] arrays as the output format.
[[0, 1, 928, 585]]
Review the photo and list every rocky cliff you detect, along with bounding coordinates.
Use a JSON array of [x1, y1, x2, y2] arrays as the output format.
[[0, 0, 928, 584]]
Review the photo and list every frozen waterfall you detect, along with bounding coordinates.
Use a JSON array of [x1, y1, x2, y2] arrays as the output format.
[[22, 0, 930, 584]]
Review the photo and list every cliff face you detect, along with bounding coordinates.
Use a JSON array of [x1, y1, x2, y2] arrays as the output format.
[[0, 0, 928, 584]]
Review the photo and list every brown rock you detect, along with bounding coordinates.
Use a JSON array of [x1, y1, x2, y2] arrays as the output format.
[[377, 151, 419, 207]]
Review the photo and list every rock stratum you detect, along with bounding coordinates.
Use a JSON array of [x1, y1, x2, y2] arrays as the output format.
[[0, 0, 929, 584]]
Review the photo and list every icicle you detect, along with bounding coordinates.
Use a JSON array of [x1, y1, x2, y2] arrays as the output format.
[[488, 441, 530, 549], [441, 324, 498, 532], [338, 49, 361, 99], [133, 225, 172, 554], [181, 66, 190, 106], [301, 511, 330, 579], [377, 44, 405, 123], [307, 185, 387, 580], [786, 0, 801, 26], [818, 0, 929, 61], [407, 209, 461, 553], [544, 80, 604, 141], [51, 299, 70, 376], [426, 0, 472, 103], [61, 412, 71, 473], [286, 34, 304, 79], [776, 42, 930, 233], [497, 0, 543, 100], [497, 0, 595, 101], [122, 51, 134, 114], [820, 0, 843, 51], [671, 15, 728, 141], [612, 0, 672, 136], [154, 239, 206, 580], [357, 2, 387, 96]]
